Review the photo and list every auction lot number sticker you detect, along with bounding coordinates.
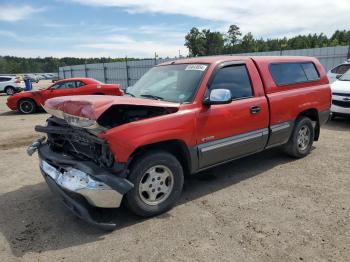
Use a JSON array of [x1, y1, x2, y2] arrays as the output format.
[[185, 64, 208, 71]]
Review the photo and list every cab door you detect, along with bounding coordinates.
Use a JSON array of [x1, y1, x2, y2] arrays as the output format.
[[196, 62, 269, 169], [43, 80, 78, 102]]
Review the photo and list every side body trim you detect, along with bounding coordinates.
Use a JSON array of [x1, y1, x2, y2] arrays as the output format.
[[266, 121, 294, 149], [190, 121, 295, 174], [197, 128, 269, 170]]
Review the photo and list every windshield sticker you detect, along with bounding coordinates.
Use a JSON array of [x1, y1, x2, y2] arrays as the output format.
[[185, 64, 207, 71]]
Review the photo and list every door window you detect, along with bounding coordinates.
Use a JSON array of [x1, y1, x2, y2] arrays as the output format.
[[209, 65, 253, 99], [51, 81, 76, 89], [332, 64, 350, 75], [76, 81, 86, 87], [269, 62, 320, 86], [0, 77, 11, 82]]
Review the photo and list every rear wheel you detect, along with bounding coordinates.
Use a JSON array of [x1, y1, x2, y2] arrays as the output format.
[[5, 86, 15, 96], [283, 116, 314, 158], [18, 99, 36, 114], [125, 151, 184, 217]]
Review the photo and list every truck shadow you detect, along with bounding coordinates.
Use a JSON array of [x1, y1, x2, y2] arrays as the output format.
[[0, 148, 296, 257]]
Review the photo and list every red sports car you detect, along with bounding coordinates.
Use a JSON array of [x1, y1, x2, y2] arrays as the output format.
[[6, 78, 123, 114]]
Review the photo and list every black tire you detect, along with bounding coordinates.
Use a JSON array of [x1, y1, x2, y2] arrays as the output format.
[[18, 99, 36, 114], [5, 86, 15, 96], [125, 150, 184, 217], [330, 113, 336, 121], [283, 116, 314, 158]]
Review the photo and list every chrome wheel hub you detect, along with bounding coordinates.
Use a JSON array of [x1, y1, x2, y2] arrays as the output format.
[[297, 125, 310, 151], [139, 165, 174, 206]]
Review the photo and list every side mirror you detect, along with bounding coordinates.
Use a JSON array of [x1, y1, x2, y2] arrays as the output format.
[[336, 75, 342, 79], [203, 89, 232, 105]]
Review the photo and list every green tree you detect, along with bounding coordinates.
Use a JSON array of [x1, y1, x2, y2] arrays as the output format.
[[241, 32, 256, 52], [185, 27, 205, 56], [226, 25, 242, 45], [202, 29, 225, 55]]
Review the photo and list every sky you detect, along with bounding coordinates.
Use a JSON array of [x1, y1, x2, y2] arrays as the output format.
[[0, 0, 349, 58]]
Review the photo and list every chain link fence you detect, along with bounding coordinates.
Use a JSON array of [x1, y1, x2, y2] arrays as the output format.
[[59, 45, 349, 88]]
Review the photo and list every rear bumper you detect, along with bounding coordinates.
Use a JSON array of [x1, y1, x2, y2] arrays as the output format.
[[15, 86, 24, 91]]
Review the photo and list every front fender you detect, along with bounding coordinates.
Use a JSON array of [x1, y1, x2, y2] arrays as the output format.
[[100, 110, 197, 163]]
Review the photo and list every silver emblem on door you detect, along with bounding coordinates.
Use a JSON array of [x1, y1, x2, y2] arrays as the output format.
[[202, 136, 215, 142]]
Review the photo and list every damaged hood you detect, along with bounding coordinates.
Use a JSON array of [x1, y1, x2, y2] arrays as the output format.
[[44, 95, 180, 120]]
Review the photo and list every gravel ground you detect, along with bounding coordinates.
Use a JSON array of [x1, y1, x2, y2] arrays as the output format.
[[0, 82, 349, 262]]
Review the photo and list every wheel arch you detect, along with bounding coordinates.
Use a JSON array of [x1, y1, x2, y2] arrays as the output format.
[[17, 97, 38, 107], [297, 108, 320, 141], [129, 140, 193, 175], [4, 85, 16, 93], [17, 97, 38, 113]]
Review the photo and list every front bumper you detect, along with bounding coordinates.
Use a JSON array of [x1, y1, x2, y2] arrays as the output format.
[[331, 104, 350, 116], [28, 139, 133, 229], [42, 173, 118, 230], [39, 159, 124, 208], [6, 99, 17, 110], [331, 95, 350, 116]]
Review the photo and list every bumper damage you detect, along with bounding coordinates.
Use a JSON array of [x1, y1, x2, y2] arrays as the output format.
[[27, 138, 133, 230]]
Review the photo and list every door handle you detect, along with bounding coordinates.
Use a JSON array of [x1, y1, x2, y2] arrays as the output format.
[[250, 106, 261, 114]]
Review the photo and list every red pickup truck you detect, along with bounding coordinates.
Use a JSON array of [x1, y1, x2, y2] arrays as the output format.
[[6, 78, 123, 114], [29, 56, 331, 229]]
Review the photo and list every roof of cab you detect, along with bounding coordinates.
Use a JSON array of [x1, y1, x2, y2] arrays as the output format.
[[159, 55, 319, 66], [55, 77, 100, 83]]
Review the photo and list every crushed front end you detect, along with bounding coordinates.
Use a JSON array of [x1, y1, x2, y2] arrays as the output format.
[[28, 116, 133, 230], [28, 95, 180, 229]]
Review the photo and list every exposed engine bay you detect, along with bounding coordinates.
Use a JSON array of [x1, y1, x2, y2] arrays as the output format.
[[97, 105, 178, 128], [35, 117, 115, 168]]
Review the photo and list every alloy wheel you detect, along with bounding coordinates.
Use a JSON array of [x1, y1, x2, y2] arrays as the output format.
[[20, 101, 34, 114], [297, 125, 311, 151], [138, 165, 174, 206]]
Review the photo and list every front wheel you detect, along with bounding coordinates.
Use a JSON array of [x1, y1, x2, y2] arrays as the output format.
[[18, 99, 36, 114], [125, 151, 184, 217], [283, 116, 314, 158]]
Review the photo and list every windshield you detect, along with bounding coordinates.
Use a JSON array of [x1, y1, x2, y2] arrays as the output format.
[[127, 64, 208, 103], [339, 69, 350, 81]]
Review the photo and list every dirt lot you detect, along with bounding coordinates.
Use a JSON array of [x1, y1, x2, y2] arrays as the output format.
[[0, 82, 349, 262]]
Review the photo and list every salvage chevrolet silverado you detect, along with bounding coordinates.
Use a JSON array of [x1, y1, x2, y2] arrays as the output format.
[[29, 56, 331, 229]]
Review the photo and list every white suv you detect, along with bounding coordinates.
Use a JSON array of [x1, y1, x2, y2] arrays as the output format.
[[330, 69, 350, 119], [327, 60, 350, 84], [0, 76, 25, 95]]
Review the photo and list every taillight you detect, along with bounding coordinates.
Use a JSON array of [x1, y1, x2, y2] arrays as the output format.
[[15, 80, 20, 84]]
